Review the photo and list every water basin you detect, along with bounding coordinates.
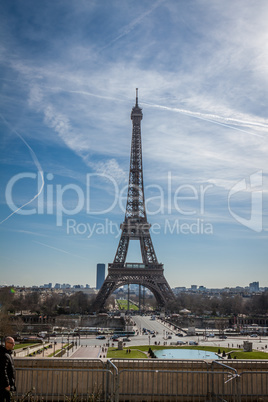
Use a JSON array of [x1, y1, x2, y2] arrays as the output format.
[[154, 349, 221, 360]]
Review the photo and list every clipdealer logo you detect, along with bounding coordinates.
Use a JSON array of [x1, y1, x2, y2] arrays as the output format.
[[228, 170, 263, 233], [3, 170, 264, 234], [66, 217, 213, 238], [4, 172, 214, 227]]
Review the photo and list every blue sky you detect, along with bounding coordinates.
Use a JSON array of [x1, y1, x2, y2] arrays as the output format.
[[0, 0, 267, 289]]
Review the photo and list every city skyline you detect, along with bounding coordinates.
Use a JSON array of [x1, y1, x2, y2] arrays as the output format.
[[0, 1, 267, 289], [0, 280, 264, 293]]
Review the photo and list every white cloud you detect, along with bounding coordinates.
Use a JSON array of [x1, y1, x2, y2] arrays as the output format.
[[86, 158, 127, 185], [7, 55, 266, 197], [2, 1, 268, 203]]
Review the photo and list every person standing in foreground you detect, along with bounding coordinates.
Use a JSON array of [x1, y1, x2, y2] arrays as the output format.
[[0, 337, 16, 402]]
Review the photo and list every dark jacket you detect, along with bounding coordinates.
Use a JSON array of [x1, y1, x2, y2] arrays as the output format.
[[0, 345, 16, 390]]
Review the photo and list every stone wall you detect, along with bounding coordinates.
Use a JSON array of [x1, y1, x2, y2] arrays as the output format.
[[11, 314, 125, 335]]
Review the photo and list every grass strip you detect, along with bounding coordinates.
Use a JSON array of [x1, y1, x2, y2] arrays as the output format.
[[14, 343, 37, 350], [107, 347, 148, 359]]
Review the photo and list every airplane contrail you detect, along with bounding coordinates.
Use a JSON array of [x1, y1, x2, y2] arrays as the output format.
[[142, 102, 266, 138], [99, 0, 164, 52], [43, 86, 266, 138], [0, 114, 44, 224], [33, 240, 87, 260]]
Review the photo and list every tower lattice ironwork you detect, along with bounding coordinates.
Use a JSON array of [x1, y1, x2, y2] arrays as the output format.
[[91, 89, 175, 312]]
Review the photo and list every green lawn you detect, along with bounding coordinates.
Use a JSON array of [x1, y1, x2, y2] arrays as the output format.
[[107, 347, 148, 359], [107, 345, 268, 360], [14, 343, 37, 350], [117, 299, 139, 311], [227, 350, 268, 359]]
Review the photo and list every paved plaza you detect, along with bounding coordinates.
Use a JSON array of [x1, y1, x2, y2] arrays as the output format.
[[15, 315, 268, 359], [70, 345, 107, 358]]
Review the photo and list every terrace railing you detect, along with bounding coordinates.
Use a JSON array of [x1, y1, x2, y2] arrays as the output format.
[[14, 358, 268, 401]]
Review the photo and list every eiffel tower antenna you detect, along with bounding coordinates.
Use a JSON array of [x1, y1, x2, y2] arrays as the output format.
[[91, 90, 175, 312]]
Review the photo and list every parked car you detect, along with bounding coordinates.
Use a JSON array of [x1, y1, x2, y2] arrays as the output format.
[[177, 340, 187, 345], [219, 335, 227, 339], [96, 335, 106, 340], [123, 337, 131, 342], [250, 334, 258, 337], [189, 341, 198, 345], [176, 333, 184, 337]]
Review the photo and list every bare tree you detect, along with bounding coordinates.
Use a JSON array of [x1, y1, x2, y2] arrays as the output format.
[[0, 312, 13, 343], [13, 316, 25, 335], [215, 319, 229, 336]]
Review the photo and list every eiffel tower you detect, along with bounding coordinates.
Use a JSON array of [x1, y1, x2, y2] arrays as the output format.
[[91, 89, 175, 312]]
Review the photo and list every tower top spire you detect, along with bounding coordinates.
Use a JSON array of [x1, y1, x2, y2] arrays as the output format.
[[131, 88, 142, 120]]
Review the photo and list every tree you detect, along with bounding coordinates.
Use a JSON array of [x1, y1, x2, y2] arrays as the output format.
[[41, 293, 61, 315], [0, 312, 13, 342], [10, 294, 24, 315], [13, 317, 25, 335], [215, 319, 228, 335], [0, 287, 14, 313], [230, 295, 245, 315], [69, 292, 90, 314], [24, 292, 41, 313], [249, 292, 268, 315]]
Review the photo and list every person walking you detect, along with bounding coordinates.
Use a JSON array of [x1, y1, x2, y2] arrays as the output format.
[[0, 337, 16, 402]]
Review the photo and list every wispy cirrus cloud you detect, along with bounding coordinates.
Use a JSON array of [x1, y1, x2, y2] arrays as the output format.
[[0, 114, 44, 225], [7, 57, 267, 196]]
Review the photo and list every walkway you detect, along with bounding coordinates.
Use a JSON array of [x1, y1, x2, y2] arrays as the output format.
[[15, 343, 107, 359], [70, 345, 107, 359]]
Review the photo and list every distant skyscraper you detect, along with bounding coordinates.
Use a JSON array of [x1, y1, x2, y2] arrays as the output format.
[[249, 281, 259, 292], [96, 264, 105, 289]]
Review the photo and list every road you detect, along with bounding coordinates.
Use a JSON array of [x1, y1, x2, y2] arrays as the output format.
[[131, 316, 268, 351]]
